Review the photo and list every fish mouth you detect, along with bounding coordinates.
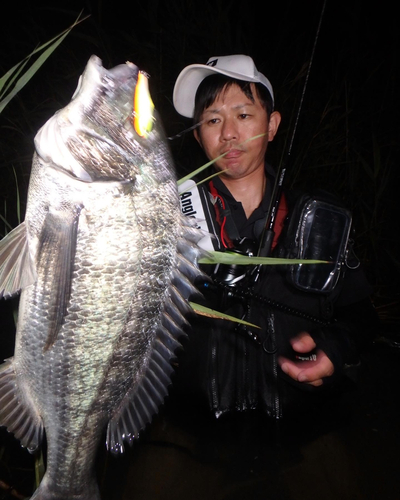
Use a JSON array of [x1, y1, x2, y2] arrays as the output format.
[[106, 59, 139, 84], [82, 55, 140, 93], [69, 55, 139, 104]]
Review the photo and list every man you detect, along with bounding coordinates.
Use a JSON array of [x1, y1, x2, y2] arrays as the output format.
[[172, 55, 376, 419]]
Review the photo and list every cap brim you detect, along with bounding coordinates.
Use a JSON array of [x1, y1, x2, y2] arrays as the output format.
[[173, 63, 265, 118], [173, 64, 216, 118]]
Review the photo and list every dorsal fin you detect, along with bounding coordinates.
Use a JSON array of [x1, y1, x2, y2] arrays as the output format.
[[106, 219, 205, 454]]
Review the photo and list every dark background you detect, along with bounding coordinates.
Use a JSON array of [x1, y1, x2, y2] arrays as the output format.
[[1, 0, 398, 306], [0, 0, 399, 498]]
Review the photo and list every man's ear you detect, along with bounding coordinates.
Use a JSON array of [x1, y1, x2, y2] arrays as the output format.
[[193, 128, 202, 148], [268, 111, 281, 142]]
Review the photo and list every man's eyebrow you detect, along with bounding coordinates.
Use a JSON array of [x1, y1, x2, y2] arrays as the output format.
[[232, 102, 254, 110], [203, 107, 222, 115], [204, 102, 255, 114]]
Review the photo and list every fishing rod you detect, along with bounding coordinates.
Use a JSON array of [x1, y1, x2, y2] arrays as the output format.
[[257, 0, 328, 258]]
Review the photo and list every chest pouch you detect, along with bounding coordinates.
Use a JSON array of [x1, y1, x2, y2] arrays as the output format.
[[283, 193, 352, 294]]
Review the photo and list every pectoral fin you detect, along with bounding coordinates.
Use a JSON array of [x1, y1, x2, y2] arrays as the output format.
[[0, 222, 37, 299], [38, 207, 81, 350]]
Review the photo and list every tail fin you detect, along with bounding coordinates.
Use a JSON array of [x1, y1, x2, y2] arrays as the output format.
[[30, 475, 101, 500]]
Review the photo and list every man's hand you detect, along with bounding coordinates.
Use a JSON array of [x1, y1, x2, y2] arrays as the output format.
[[278, 331, 334, 387]]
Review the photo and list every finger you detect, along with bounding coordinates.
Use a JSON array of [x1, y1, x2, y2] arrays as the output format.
[[297, 355, 334, 383], [290, 332, 317, 353], [279, 351, 334, 384]]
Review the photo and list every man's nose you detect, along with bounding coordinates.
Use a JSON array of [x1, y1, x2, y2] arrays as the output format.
[[220, 119, 238, 141]]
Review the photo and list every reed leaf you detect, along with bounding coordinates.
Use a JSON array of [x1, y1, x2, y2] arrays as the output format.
[[177, 134, 267, 186], [0, 12, 88, 114], [190, 302, 261, 328], [200, 251, 328, 266]]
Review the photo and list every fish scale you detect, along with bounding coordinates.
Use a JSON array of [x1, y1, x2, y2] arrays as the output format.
[[0, 55, 204, 499]]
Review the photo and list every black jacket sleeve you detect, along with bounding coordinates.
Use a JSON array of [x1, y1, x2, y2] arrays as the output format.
[[308, 295, 379, 386]]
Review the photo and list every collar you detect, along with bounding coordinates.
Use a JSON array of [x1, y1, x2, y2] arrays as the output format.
[[210, 164, 276, 224], [207, 164, 287, 250], [210, 163, 276, 197]]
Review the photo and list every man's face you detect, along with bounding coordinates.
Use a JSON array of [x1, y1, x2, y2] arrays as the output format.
[[194, 83, 281, 180]]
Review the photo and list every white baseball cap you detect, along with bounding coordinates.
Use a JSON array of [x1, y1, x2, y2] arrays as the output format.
[[173, 54, 274, 118]]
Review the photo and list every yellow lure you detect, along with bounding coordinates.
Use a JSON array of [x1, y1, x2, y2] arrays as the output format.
[[133, 71, 154, 137]]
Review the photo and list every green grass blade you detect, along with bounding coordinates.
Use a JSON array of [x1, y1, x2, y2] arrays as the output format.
[[0, 58, 31, 98], [34, 449, 46, 490], [0, 12, 88, 114], [0, 213, 14, 233], [189, 302, 261, 328], [177, 152, 228, 186], [12, 167, 21, 225], [177, 133, 267, 186], [199, 251, 328, 266]]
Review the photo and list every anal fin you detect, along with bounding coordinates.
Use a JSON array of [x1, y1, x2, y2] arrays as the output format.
[[0, 358, 44, 452]]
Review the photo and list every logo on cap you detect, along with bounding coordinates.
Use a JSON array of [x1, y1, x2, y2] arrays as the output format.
[[206, 59, 218, 67]]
